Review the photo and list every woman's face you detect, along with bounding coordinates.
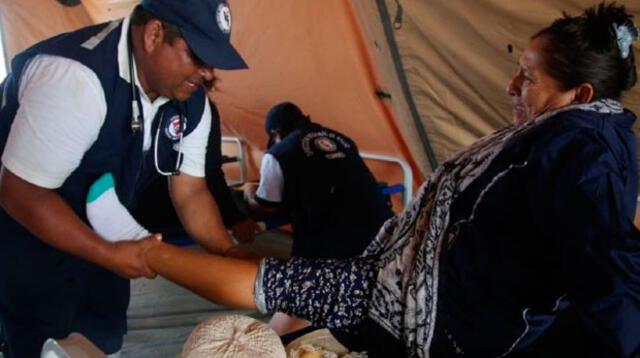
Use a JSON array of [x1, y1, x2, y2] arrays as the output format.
[[506, 37, 577, 125]]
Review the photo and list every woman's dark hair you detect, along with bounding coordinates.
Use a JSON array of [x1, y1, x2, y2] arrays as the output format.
[[131, 4, 182, 44], [533, 2, 637, 100]]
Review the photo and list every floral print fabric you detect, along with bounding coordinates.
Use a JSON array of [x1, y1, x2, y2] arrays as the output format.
[[261, 256, 378, 330]]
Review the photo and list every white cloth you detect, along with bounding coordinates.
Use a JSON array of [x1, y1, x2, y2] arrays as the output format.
[[2, 15, 210, 189], [255, 153, 285, 203]]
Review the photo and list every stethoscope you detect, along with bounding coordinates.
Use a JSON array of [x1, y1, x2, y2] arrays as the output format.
[[128, 34, 184, 176]]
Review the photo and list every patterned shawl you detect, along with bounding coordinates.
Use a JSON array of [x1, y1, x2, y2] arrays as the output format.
[[362, 99, 624, 357]]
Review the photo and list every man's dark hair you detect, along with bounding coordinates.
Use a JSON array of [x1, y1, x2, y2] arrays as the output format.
[[131, 4, 182, 44], [277, 114, 311, 138], [533, 2, 636, 100], [268, 102, 311, 138]]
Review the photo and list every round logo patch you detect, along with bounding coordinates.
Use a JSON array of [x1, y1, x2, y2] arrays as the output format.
[[164, 115, 184, 141], [216, 3, 232, 34], [314, 136, 337, 152]]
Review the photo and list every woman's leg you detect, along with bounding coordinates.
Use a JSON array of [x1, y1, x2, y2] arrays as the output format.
[[144, 242, 259, 309], [86, 173, 377, 325], [86, 173, 259, 309], [268, 312, 311, 336], [143, 245, 380, 324], [257, 256, 378, 330]]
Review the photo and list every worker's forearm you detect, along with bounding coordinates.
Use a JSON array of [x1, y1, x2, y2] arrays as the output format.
[[176, 193, 232, 252], [0, 168, 160, 278], [0, 168, 112, 266], [170, 174, 234, 254], [145, 242, 258, 309]]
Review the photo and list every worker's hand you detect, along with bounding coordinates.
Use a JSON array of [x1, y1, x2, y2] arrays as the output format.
[[242, 182, 259, 202], [223, 245, 261, 262], [104, 234, 162, 279], [231, 219, 263, 243]]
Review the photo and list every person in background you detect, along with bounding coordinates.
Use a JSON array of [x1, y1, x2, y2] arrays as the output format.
[[243, 102, 394, 335], [0, 0, 251, 356], [244, 102, 393, 260], [86, 3, 640, 358]]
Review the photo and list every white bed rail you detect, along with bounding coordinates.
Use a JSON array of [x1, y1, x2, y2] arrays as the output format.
[[221, 136, 247, 186], [360, 152, 413, 206], [220, 137, 413, 205]]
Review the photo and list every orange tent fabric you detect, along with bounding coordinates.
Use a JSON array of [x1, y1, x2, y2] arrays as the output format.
[[211, 0, 423, 192], [2, 0, 639, 207], [0, 0, 421, 208]]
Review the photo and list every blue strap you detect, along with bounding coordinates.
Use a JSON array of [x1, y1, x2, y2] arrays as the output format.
[[381, 184, 405, 196]]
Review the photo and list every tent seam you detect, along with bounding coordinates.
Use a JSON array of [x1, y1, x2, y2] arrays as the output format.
[[375, 0, 438, 171]]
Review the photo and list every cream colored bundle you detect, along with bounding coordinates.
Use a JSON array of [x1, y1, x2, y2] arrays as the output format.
[[180, 315, 286, 358]]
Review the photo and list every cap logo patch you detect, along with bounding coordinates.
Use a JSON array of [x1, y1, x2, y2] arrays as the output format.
[[216, 3, 232, 34], [165, 115, 184, 140]]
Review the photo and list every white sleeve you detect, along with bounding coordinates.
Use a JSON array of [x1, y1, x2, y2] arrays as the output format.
[[2, 55, 107, 189], [177, 98, 210, 177], [255, 153, 284, 203]]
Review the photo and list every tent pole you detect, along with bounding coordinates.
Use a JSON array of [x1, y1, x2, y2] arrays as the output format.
[[375, 0, 438, 171]]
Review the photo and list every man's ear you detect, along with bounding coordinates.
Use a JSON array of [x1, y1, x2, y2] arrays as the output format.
[[572, 82, 594, 104], [142, 19, 164, 53], [275, 129, 285, 141]]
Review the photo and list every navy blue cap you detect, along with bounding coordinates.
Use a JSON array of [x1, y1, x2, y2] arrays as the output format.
[[141, 0, 248, 70], [264, 102, 308, 148], [264, 102, 306, 134]]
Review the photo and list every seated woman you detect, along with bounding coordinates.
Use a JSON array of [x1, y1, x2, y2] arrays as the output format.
[[86, 3, 640, 357]]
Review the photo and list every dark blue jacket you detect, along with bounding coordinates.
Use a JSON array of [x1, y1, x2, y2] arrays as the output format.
[[0, 20, 206, 240], [433, 108, 640, 357], [267, 123, 393, 259]]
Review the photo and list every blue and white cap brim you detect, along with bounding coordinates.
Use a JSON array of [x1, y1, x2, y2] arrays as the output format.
[[182, 29, 248, 70]]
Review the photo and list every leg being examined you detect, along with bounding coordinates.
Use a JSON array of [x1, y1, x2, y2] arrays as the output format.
[[256, 256, 378, 329], [86, 173, 377, 323]]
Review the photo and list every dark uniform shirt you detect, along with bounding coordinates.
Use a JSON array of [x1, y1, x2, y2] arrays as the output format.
[[260, 123, 393, 259]]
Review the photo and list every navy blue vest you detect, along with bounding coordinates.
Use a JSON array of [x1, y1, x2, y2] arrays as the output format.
[[268, 123, 393, 258], [0, 21, 206, 238]]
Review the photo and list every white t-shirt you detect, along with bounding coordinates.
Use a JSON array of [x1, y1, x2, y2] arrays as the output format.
[[1, 15, 210, 189], [255, 153, 285, 203]]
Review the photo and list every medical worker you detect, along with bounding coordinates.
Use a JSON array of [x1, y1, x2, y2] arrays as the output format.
[[0, 0, 249, 356]]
